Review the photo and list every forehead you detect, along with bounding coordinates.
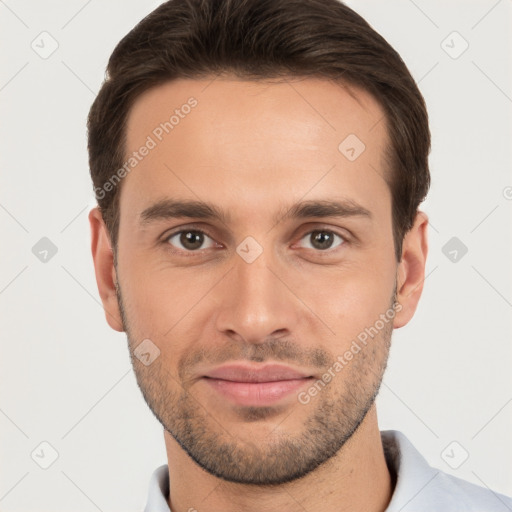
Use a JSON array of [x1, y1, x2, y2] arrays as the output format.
[[121, 76, 390, 223], [126, 75, 387, 150]]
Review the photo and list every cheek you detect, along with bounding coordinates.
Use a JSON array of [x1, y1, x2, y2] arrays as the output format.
[[119, 256, 219, 339], [309, 263, 396, 346]]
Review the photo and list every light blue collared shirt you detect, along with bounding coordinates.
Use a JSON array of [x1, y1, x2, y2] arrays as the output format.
[[143, 430, 512, 512]]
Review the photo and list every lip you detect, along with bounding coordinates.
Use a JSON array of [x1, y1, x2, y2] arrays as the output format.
[[202, 363, 313, 406], [203, 363, 311, 382]]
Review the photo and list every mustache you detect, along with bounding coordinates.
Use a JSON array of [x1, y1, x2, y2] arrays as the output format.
[[177, 337, 332, 380]]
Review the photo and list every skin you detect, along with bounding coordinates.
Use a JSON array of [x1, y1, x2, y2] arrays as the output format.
[[89, 76, 428, 512]]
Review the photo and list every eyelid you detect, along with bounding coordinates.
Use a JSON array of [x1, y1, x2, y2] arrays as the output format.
[[297, 223, 354, 243], [161, 223, 216, 241]]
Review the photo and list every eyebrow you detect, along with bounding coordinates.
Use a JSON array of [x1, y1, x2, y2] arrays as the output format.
[[139, 199, 231, 226], [277, 199, 372, 224], [138, 198, 372, 227]]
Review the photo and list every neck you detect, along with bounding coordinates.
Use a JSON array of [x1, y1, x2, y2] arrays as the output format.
[[163, 405, 394, 512]]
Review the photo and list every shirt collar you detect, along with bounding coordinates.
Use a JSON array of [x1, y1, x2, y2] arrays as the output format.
[[380, 429, 442, 511], [143, 463, 170, 512]]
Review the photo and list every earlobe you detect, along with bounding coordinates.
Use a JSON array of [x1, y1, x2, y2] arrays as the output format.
[[393, 211, 429, 329], [88, 207, 124, 332]]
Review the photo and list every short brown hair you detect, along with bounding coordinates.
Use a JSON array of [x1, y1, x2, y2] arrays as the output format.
[[88, 0, 430, 261]]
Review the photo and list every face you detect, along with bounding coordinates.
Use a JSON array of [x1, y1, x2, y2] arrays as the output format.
[[92, 76, 423, 485]]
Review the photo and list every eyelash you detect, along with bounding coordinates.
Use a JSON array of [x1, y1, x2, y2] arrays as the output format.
[[162, 226, 349, 257]]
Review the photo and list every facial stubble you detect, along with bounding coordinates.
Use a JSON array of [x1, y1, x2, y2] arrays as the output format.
[[115, 279, 394, 485]]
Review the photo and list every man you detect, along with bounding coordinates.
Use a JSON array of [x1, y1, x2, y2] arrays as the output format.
[[87, 0, 512, 511]]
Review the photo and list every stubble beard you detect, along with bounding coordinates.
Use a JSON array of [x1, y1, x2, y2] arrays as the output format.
[[116, 280, 393, 485]]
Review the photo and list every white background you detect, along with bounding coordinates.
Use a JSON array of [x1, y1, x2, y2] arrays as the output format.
[[1, 1, 511, 511]]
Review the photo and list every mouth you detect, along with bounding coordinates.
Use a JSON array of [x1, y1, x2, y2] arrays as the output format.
[[201, 363, 315, 406]]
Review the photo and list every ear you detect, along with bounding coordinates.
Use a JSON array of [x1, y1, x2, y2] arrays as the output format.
[[88, 207, 124, 332], [393, 211, 429, 329]]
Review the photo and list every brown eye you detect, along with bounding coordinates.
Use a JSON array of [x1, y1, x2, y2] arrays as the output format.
[[299, 230, 345, 251], [166, 230, 216, 251]]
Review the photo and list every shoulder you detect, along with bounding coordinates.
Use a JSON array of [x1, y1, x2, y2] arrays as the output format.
[[381, 430, 512, 512], [431, 468, 512, 511]]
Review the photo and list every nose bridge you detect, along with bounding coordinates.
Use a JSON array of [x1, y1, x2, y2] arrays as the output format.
[[214, 241, 299, 343]]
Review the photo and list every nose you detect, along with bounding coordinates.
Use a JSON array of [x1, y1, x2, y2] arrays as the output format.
[[213, 244, 302, 345]]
